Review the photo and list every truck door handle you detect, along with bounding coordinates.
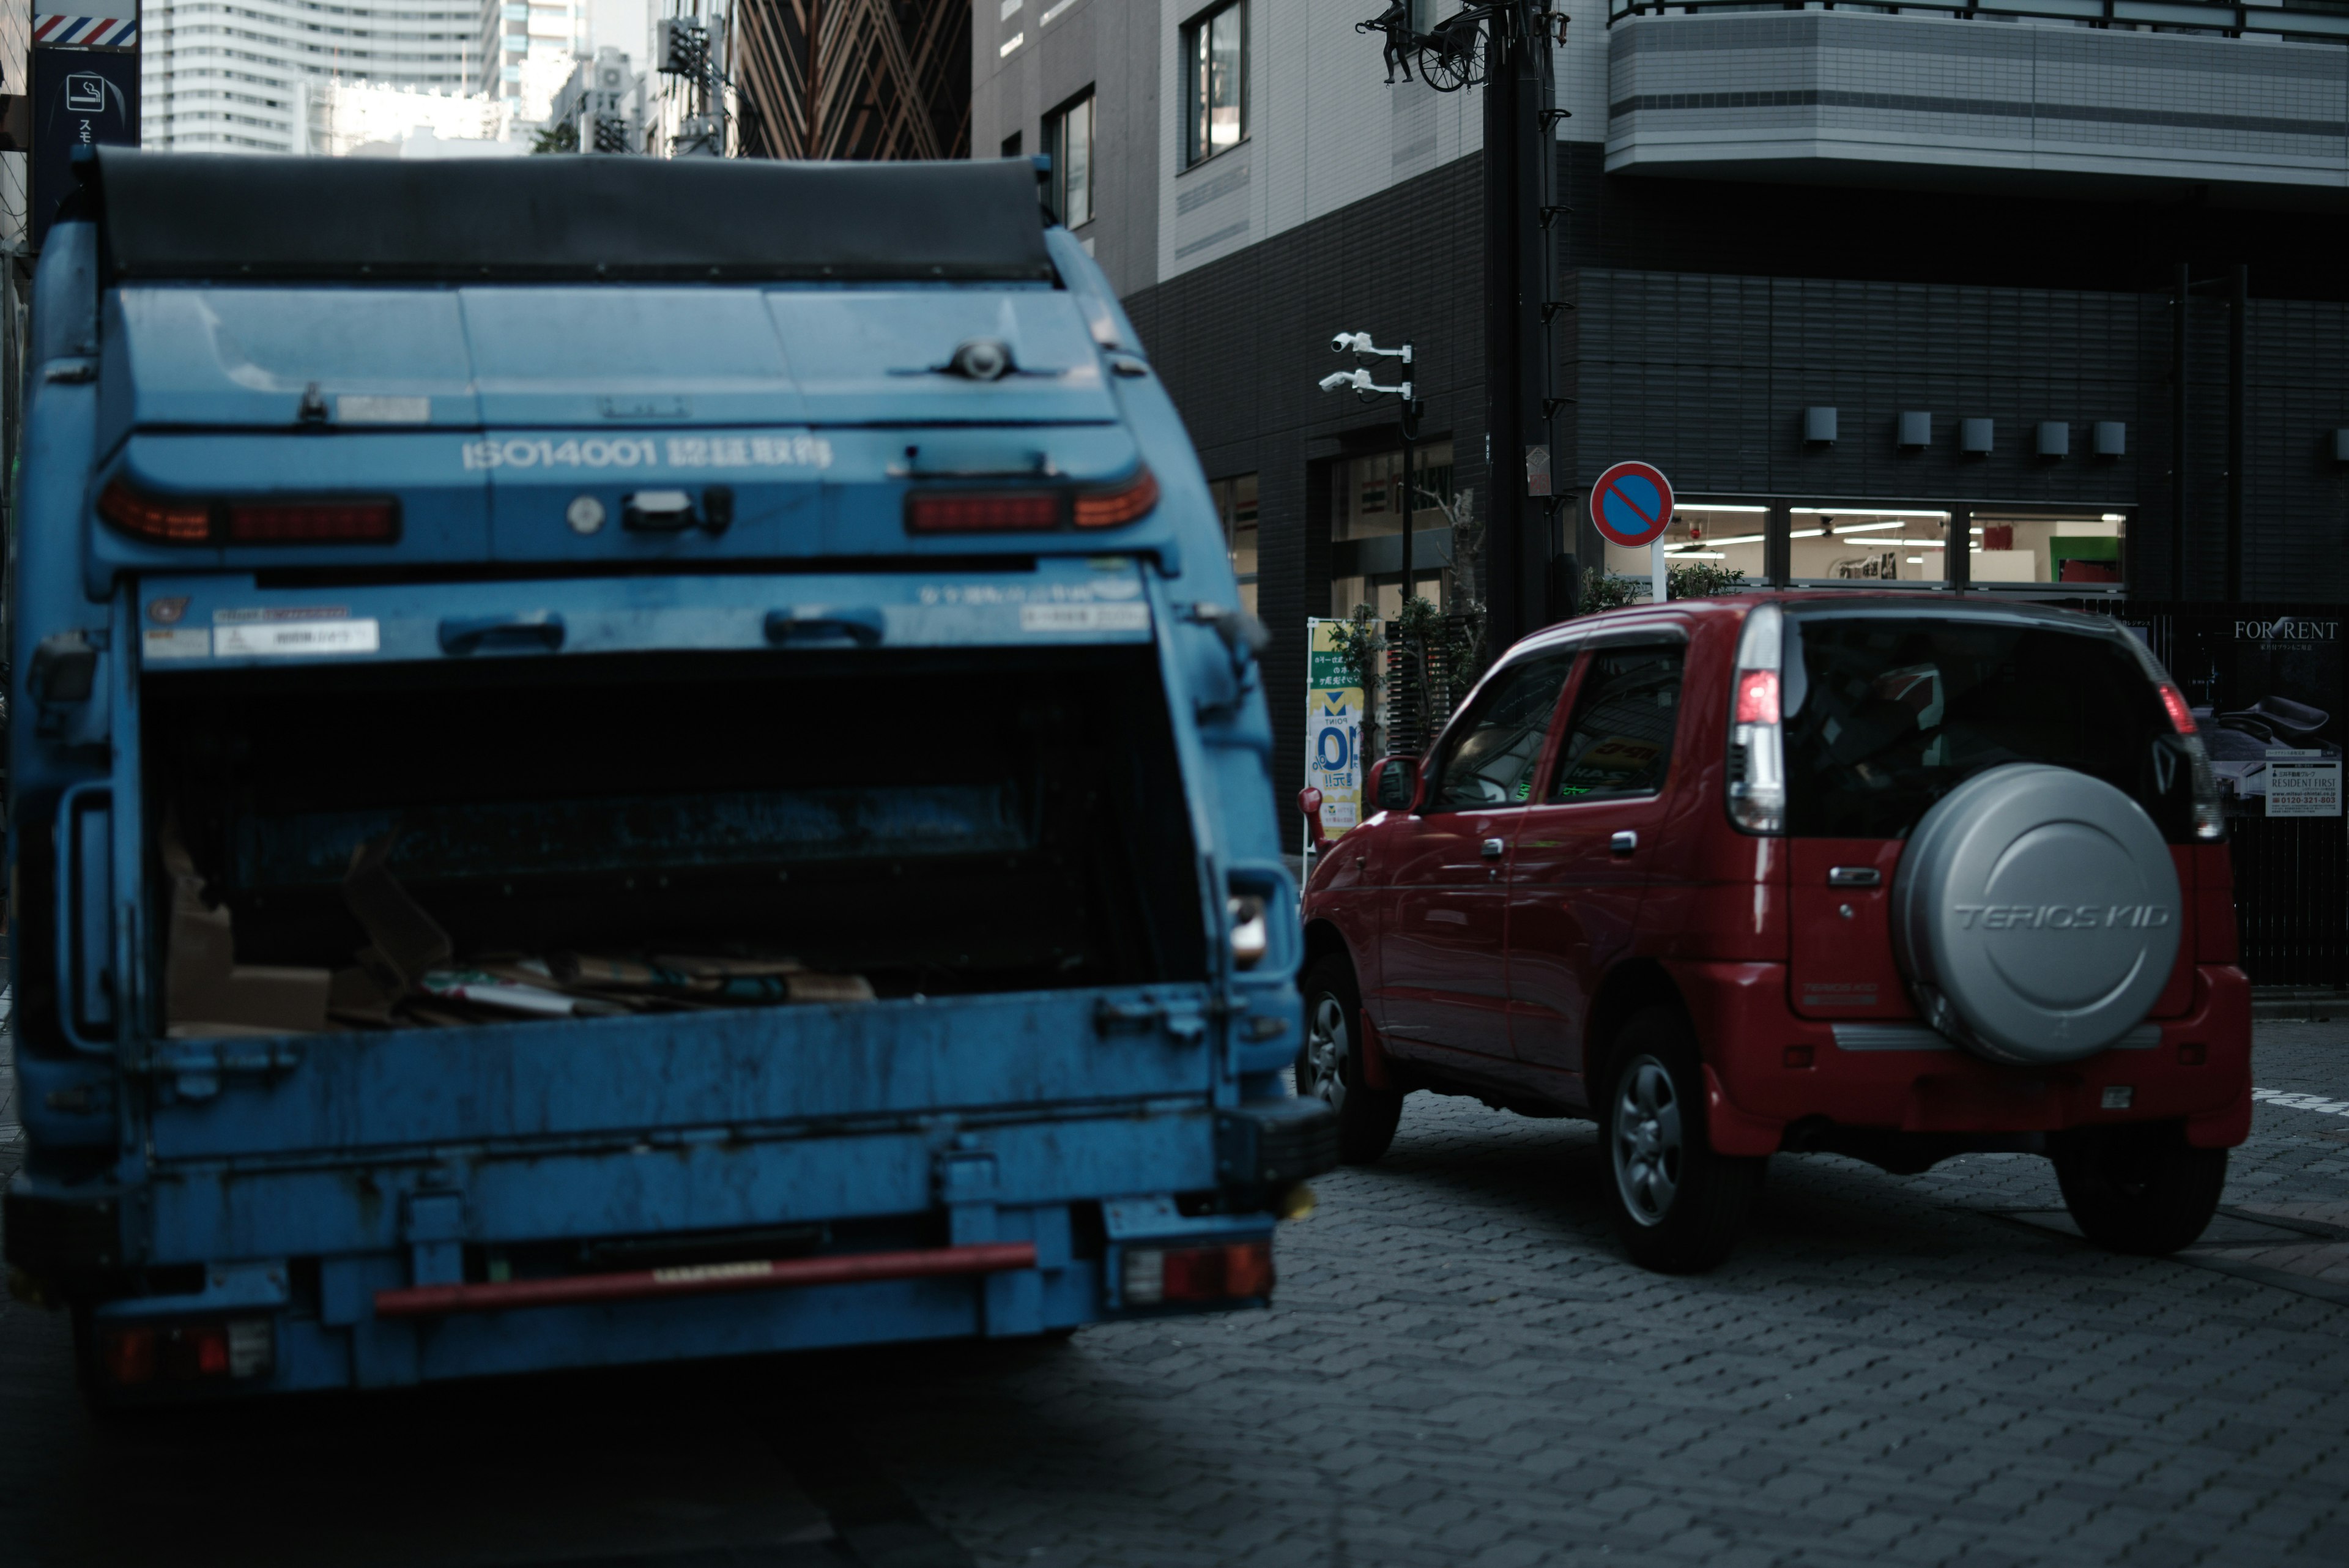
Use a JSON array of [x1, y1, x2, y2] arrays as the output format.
[[1611, 831, 1638, 855], [1480, 838, 1504, 858], [439, 612, 565, 655], [765, 607, 886, 648], [1828, 866, 1882, 886]]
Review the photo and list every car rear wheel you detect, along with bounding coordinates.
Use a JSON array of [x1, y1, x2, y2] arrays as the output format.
[[2054, 1124, 2227, 1255], [1601, 1006, 1766, 1274], [1297, 955, 1405, 1165]]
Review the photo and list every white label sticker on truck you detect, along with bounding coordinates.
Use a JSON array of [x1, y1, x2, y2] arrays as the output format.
[[143, 627, 213, 661], [1019, 603, 1149, 633], [215, 619, 381, 657]]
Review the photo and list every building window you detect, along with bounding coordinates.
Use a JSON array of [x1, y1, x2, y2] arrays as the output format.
[[1212, 474, 1259, 615], [1329, 445, 1453, 617], [1182, 1, 1245, 168], [1046, 90, 1093, 228]]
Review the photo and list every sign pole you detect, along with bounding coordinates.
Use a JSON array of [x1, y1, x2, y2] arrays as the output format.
[[1589, 461, 1675, 603]]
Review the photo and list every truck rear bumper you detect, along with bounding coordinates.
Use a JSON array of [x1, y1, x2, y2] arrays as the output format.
[[1672, 960, 2254, 1156], [78, 1199, 1278, 1398]]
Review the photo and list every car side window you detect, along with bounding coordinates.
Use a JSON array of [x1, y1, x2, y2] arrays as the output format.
[[1422, 654, 1576, 812], [1550, 644, 1686, 801]]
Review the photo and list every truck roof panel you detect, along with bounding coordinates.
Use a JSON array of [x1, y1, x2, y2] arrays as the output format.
[[87, 150, 1058, 284]]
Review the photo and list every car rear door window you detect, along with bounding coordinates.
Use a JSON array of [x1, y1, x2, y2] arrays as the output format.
[[1551, 645, 1686, 800], [1423, 655, 1576, 812], [1783, 614, 2191, 840]]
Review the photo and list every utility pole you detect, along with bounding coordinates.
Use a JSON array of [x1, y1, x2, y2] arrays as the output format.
[[1354, 4, 1566, 648]]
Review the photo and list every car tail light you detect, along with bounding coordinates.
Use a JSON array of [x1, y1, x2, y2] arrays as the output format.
[[2157, 683, 2197, 735], [2156, 682, 2225, 842], [98, 480, 398, 546], [1726, 603, 1786, 834], [227, 498, 399, 543], [1119, 1241, 1275, 1307], [97, 479, 212, 543], [98, 1318, 273, 1386], [1073, 465, 1159, 529], [904, 491, 1063, 533]]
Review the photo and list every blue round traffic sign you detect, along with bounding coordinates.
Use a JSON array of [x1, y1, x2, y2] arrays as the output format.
[[1590, 461, 1674, 549]]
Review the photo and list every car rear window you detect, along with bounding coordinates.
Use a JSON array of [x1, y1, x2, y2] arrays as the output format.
[[1783, 614, 2196, 841]]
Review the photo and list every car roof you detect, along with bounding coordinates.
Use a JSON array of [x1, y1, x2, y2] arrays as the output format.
[[1500, 590, 2129, 665]]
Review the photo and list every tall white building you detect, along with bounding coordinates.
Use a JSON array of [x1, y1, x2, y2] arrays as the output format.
[[142, 0, 480, 153], [478, 0, 590, 123]]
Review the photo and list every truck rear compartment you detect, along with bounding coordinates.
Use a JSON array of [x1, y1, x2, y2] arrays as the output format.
[[143, 646, 1207, 1030]]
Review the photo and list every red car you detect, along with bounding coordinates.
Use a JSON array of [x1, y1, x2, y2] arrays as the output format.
[[1298, 594, 2250, 1273]]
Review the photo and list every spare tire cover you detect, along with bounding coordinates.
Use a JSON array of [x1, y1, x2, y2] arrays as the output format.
[[1893, 764, 2181, 1066]]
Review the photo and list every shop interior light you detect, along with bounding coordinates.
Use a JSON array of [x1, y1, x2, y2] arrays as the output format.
[[1698, 532, 1767, 547], [1791, 507, 1950, 519], [2102, 513, 2126, 522], [1663, 550, 1726, 560], [1677, 503, 1770, 514], [1830, 521, 1905, 534]]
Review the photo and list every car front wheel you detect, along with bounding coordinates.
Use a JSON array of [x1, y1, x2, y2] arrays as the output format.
[[1297, 954, 1405, 1165], [1601, 1006, 1766, 1274]]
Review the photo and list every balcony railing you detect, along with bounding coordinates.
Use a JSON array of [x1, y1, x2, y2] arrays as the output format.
[[1606, 0, 2349, 45]]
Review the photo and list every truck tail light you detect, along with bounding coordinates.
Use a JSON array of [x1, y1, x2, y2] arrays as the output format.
[[1726, 603, 1786, 834], [98, 480, 399, 545], [2157, 682, 2225, 842], [98, 1318, 273, 1386], [97, 479, 211, 543], [1073, 465, 1159, 529], [904, 491, 1063, 533], [228, 498, 400, 543], [1119, 1241, 1274, 1307]]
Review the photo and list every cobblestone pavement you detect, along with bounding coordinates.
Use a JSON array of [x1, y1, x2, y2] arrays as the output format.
[[3, 1024, 2346, 1567]]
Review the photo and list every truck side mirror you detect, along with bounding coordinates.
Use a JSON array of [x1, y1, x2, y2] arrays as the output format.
[[1368, 756, 1419, 813]]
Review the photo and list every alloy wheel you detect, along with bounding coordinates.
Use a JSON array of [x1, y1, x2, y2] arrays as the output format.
[[1612, 1054, 1683, 1227], [1303, 994, 1351, 1115]]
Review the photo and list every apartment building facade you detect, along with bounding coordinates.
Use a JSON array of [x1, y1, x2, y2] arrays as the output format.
[[979, 1, 2349, 978], [138, 0, 480, 150]]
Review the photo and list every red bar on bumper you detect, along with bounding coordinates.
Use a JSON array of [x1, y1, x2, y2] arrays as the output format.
[[374, 1241, 1039, 1320]]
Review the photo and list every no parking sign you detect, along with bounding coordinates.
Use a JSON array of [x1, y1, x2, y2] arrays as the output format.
[[1590, 461, 1674, 549], [1590, 460, 1674, 603]]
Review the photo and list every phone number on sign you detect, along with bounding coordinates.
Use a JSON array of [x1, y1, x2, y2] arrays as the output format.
[[461, 435, 835, 472]]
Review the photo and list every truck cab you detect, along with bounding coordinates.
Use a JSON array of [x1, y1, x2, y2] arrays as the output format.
[[7, 149, 1332, 1398]]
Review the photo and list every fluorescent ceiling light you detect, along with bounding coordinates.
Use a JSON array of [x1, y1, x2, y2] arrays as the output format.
[[1830, 521, 1905, 534], [1906, 557, 1925, 565], [1665, 551, 1727, 560], [2101, 513, 2126, 523], [1792, 508, 1950, 519], [1677, 504, 1769, 515]]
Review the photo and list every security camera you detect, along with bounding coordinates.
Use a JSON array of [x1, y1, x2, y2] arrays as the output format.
[[1318, 370, 1364, 393], [1331, 332, 1370, 355]]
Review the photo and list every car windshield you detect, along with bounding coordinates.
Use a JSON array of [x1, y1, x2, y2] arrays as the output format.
[[1783, 613, 2197, 841]]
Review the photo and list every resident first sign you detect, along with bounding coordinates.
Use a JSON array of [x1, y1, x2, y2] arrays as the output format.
[[2267, 757, 2343, 819]]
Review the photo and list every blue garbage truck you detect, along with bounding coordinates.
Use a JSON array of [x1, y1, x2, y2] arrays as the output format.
[[5, 149, 1330, 1399]]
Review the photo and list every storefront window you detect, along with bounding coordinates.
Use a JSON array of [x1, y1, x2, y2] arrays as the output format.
[[1209, 474, 1259, 615], [1969, 513, 2128, 589], [1329, 445, 1453, 616], [1635, 502, 1770, 584]]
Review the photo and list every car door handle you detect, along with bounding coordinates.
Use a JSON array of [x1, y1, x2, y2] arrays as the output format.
[[1828, 866, 1882, 886], [1611, 831, 1638, 855], [1480, 838, 1505, 859]]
